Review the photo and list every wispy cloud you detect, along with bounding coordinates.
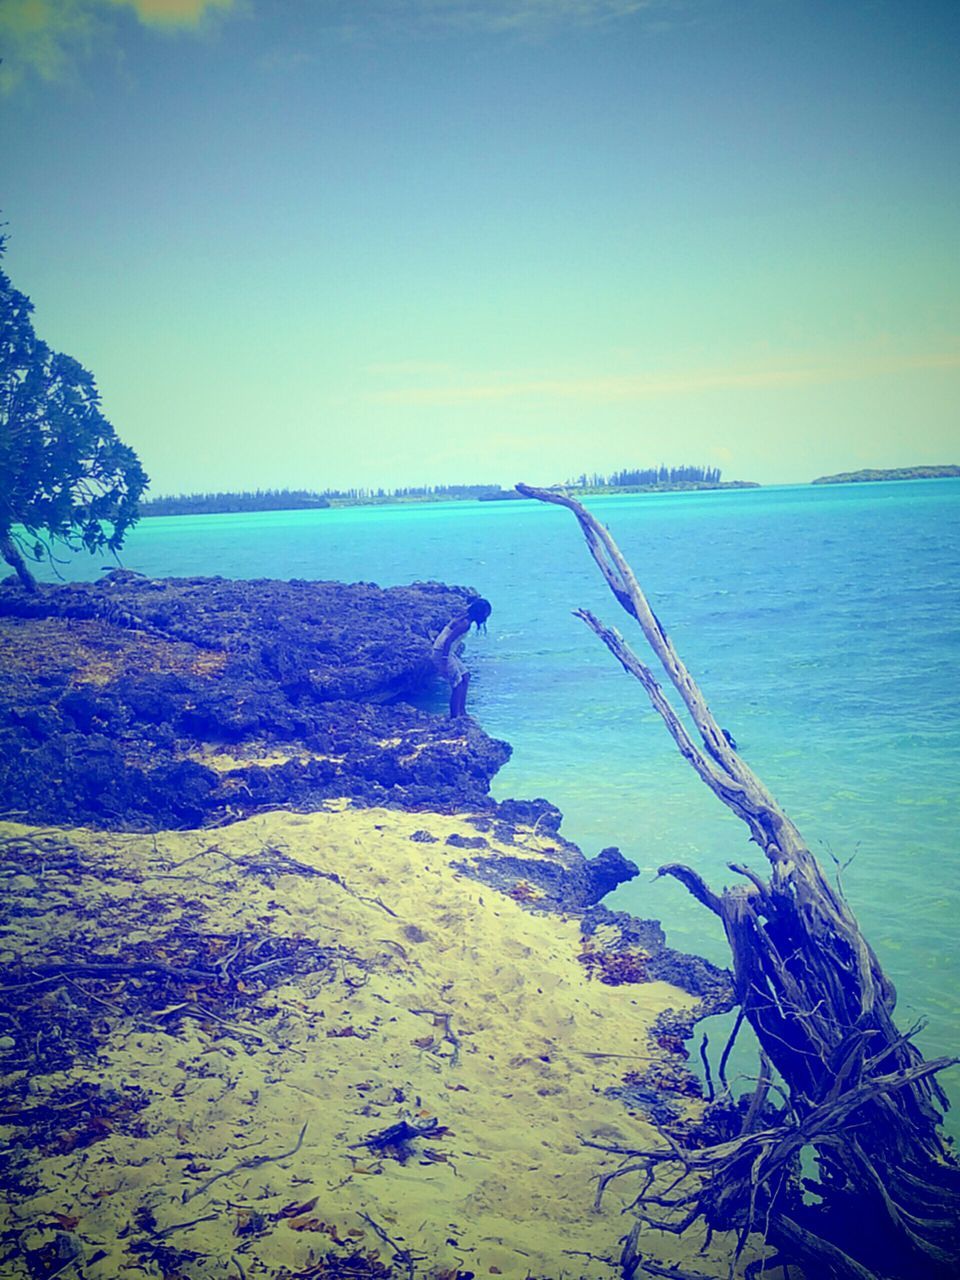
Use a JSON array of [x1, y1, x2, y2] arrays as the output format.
[[0, 0, 238, 93], [364, 349, 960, 407], [305, 0, 675, 45], [406, 0, 662, 34]]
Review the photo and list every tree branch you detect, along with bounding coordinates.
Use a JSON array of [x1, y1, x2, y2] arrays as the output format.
[[516, 483, 804, 863], [517, 480, 960, 1280]]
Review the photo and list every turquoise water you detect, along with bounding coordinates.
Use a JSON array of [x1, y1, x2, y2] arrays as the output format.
[[33, 480, 960, 1126]]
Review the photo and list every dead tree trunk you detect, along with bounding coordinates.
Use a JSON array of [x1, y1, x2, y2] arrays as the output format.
[[516, 483, 960, 1280]]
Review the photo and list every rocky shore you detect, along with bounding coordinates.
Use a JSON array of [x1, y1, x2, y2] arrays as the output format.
[[0, 573, 511, 829], [0, 572, 747, 1280]]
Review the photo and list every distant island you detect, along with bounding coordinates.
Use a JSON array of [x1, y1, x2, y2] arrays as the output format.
[[140, 467, 758, 517], [139, 488, 331, 516], [480, 480, 759, 501], [812, 465, 960, 485], [138, 483, 507, 516], [483, 465, 758, 500]]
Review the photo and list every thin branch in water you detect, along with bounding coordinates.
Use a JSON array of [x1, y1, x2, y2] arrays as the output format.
[[718, 1007, 745, 1093], [699, 1034, 715, 1104]]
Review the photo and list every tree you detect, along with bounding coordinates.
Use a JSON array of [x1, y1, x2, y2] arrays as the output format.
[[517, 482, 960, 1280], [0, 236, 147, 591]]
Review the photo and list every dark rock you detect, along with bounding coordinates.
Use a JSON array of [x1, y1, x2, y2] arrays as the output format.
[[0, 575, 509, 829], [580, 905, 735, 1015], [488, 797, 563, 834], [451, 834, 639, 912], [445, 833, 488, 849], [583, 846, 639, 903], [580, 907, 666, 950], [454, 852, 568, 903]]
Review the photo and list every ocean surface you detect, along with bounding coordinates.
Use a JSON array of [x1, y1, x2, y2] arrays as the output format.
[[32, 480, 960, 1131]]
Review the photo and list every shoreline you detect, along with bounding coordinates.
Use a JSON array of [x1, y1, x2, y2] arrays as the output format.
[[0, 571, 758, 1278], [0, 804, 742, 1280], [136, 480, 760, 519]]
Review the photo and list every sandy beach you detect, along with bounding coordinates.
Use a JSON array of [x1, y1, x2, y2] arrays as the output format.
[[0, 575, 787, 1279], [0, 801, 771, 1280]]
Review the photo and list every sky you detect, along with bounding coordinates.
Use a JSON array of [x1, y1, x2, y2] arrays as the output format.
[[1, 0, 958, 495]]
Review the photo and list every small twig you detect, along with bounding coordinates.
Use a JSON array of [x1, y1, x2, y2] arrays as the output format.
[[246, 845, 399, 916], [359, 1212, 416, 1280], [238, 957, 287, 978], [155, 1212, 218, 1238], [152, 1003, 267, 1044], [64, 975, 124, 1014], [410, 1007, 461, 1066], [212, 937, 244, 981], [637, 1262, 716, 1280], [2, 959, 217, 991], [520, 810, 549, 849], [40, 1256, 80, 1280], [572, 1049, 662, 1061], [155, 842, 243, 874], [353, 891, 398, 917], [182, 1122, 308, 1203], [594, 1160, 650, 1211]]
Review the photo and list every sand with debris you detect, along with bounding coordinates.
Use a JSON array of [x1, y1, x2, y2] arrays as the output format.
[[0, 801, 771, 1280]]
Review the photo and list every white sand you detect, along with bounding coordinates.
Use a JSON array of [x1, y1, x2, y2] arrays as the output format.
[[0, 805, 776, 1279]]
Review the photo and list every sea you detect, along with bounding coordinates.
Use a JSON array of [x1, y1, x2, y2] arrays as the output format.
[[30, 479, 960, 1133]]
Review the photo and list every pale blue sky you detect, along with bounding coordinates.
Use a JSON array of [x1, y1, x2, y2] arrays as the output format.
[[2, 0, 958, 494]]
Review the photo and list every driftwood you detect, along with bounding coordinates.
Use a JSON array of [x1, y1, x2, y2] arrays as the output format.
[[351, 1117, 448, 1164], [516, 483, 960, 1280]]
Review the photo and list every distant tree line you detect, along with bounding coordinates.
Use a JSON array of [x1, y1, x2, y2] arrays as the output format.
[[318, 482, 502, 500], [139, 489, 331, 516], [139, 482, 512, 516], [811, 465, 960, 485], [566, 464, 722, 488], [138, 470, 732, 518]]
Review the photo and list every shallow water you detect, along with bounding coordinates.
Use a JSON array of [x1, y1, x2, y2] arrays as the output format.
[[31, 479, 960, 1132]]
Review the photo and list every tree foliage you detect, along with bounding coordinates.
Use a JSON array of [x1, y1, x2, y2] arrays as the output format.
[[0, 236, 147, 589], [140, 488, 331, 517], [138, 482, 509, 516], [314, 481, 505, 502], [567, 463, 722, 488]]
